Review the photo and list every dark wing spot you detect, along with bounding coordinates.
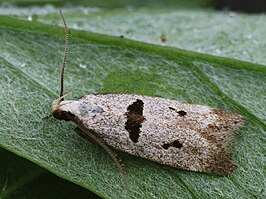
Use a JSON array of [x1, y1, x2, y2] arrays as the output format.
[[125, 99, 146, 143], [177, 110, 187, 116], [169, 107, 187, 117], [127, 99, 144, 115], [162, 143, 170, 149], [172, 140, 183, 148], [162, 140, 183, 149]]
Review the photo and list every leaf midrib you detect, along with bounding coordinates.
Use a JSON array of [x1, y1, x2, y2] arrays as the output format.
[[1, 15, 266, 73]]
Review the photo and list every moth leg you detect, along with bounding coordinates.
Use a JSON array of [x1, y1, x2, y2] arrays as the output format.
[[74, 126, 91, 139], [74, 127, 127, 185]]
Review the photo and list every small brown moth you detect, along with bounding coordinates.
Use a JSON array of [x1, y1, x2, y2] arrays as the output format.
[[160, 34, 167, 43], [48, 11, 244, 176]]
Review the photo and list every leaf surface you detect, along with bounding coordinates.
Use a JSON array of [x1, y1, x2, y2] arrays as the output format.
[[0, 8, 266, 199]]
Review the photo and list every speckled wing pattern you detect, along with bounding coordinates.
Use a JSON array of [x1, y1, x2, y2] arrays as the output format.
[[59, 94, 243, 174]]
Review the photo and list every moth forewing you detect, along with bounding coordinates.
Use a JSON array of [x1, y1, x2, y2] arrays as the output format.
[[53, 94, 243, 175]]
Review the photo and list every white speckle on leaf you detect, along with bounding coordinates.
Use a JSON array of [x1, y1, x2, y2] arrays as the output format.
[[27, 15, 32, 21], [79, 63, 87, 68], [20, 63, 26, 67]]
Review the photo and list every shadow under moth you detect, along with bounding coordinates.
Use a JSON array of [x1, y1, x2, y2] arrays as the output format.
[[46, 11, 244, 180]]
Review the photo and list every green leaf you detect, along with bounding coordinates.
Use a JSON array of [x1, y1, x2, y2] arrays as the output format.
[[0, 10, 266, 199], [13, 7, 266, 65]]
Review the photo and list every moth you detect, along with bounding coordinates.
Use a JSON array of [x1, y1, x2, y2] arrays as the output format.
[[47, 11, 244, 177]]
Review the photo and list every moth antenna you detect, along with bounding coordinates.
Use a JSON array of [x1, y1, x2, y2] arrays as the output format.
[[59, 10, 69, 100]]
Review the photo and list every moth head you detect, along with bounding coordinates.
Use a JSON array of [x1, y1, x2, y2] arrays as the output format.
[[51, 94, 71, 121]]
